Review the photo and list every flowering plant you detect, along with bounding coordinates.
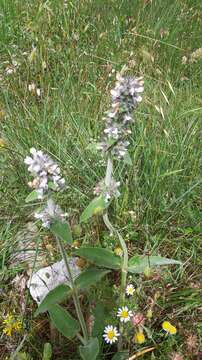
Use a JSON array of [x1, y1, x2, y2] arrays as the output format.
[[24, 74, 181, 359]]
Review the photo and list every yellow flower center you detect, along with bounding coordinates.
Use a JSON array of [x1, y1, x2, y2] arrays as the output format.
[[107, 330, 115, 340], [121, 310, 128, 318]]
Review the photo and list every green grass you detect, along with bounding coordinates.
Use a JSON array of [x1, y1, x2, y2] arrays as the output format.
[[0, 0, 202, 359]]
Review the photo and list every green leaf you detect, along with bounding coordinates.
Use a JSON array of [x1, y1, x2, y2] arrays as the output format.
[[49, 304, 80, 339], [16, 353, 33, 360], [50, 220, 72, 244], [80, 196, 107, 223], [75, 268, 110, 289], [42, 343, 52, 360], [92, 303, 108, 339], [25, 190, 39, 203], [123, 152, 132, 166], [48, 181, 57, 190], [112, 351, 129, 360], [35, 284, 71, 316], [128, 255, 181, 274], [75, 247, 121, 269], [79, 337, 99, 360]]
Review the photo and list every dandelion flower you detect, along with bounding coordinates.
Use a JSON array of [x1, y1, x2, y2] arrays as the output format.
[[103, 325, 120, 344], [126, 284, 135, 296], [162, 321, 177, 335], [134, 331, 145, 344], [117, 306, 133, 323]]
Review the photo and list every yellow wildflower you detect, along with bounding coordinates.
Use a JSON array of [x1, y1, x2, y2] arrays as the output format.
[[134, 331, 146, 344], [162, 321, 177, 335], [2, 314, 23, 336]]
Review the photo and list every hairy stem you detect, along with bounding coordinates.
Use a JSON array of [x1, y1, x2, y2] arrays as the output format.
[[56, 237, 88, 344], [103, 213, 128, 301], [103, 157, 129, 350], [105, 157, 113, 187]]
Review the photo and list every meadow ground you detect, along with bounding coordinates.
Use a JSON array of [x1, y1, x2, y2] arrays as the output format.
[[0, 0, 202, 359]]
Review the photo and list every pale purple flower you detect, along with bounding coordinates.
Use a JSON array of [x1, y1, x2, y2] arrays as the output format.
[[98, 74, 144, 160], [93, 178, 120, 202], [24, 148, 65, 198], [34, 199, 67, 228]]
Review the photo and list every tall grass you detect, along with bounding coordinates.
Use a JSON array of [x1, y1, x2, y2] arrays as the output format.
[[0, 1, 201, 356]]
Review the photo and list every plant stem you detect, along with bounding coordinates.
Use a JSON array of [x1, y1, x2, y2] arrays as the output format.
[[103, 213, 128, 302], [103, 156, 129, 350], [56, 236, 89, 344], [77, 333, 86, 345], [104, 157, 128, 302], [105, 157, 113, 187]]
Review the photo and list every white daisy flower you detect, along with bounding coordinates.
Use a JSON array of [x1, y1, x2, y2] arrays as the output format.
[[103, 325, 120, 344], [126, 284, 135, 296], [117, 306, 133, 323]]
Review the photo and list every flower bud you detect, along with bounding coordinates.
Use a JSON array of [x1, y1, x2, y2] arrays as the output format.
[[72, 225, 82, 237], [144, 266, 153, 279], [146, 309, 153, 319]]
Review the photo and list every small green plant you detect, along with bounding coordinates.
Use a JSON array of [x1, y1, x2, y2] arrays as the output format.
[[24, 74, 181, 359]]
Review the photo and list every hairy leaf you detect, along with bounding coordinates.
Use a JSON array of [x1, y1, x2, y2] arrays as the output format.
[[35, 284, 71, 316], [75, 268, 110, 289], [75, 247, 121, 269], [50, 220, 72, 244], [25, 190, 39, 203], [79, 337, 99, 360], [49, 304, 80, 339], [80, 196, 107, 223], [128, 255, 181, 273]]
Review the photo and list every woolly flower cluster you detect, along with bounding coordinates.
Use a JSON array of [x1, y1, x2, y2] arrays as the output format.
[[24, 148, 67, 228], [93, 178, 120, 203], [98, 74, 144, 159], [24, 148, 65, 199], [35, 199, 67, 228]]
